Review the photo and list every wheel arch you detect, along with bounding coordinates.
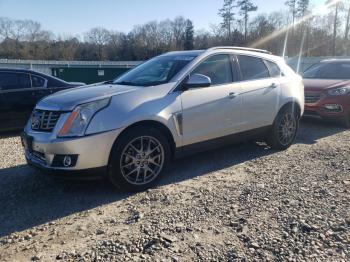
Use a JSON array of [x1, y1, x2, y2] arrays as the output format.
[[108, 120, 176, 165], [278, 100, 302, 119]]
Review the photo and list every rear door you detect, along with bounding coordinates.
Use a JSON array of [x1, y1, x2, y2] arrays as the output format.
[[237, 55, 281, 131], [30, 73, 50, 103], [46, 76, 72, 94], [0, 72, 32, 130]]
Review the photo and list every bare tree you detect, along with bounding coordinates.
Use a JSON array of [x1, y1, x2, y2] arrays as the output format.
[[24, 20, 42, 42], [331, 1, 340, 56], [345, 1, 350, 40], [84, 27, 111, 60], [171, 16, 187, 49], [0, 17, 13, 40]]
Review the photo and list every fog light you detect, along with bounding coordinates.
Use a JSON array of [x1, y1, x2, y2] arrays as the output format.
[[63, 156, 72, 167], [323, 104, 343, 112], [52, 154, 78, 168]]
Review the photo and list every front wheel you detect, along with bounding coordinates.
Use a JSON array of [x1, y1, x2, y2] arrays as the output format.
[[266, 106, 299, 150], [108, 127, 171, 192]]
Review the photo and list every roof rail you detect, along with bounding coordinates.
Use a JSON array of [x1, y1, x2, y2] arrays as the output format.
[[208, 46, 271, 54]]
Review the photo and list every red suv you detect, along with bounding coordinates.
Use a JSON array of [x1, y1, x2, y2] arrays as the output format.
[[303, 59, 350, 128]]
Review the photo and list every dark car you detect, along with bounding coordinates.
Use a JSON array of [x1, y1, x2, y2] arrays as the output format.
[[302, 59, 350, 128], [0, 68, 84, 131]]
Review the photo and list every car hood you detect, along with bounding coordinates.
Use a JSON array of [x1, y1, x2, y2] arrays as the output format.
[[303, 79, 350, 92], [36, 84, 141, 111]]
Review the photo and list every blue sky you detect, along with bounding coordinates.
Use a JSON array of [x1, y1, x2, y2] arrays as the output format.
[[0, 0, 324, 36]]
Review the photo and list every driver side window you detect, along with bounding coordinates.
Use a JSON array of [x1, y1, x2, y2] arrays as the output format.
[[191, 54, 233, 86]]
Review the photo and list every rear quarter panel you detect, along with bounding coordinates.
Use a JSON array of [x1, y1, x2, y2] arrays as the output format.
[[279, 63, 305, 116]]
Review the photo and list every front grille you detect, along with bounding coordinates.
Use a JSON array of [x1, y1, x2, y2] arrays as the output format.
[[31, 110, 61, 132], [305, 92, 322, 104]]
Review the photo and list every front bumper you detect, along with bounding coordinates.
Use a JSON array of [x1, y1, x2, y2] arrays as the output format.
[[23, 128, 123, 174], [304, 94, 350, 119]]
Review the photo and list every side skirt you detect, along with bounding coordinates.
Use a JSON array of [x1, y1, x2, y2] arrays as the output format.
[[174, 126, 271, 159]]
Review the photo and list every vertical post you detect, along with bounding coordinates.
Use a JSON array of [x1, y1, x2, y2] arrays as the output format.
[[332, 2, 339, 56]]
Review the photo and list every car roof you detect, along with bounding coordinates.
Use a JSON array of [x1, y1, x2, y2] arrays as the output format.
[[162, 50, 205, 56], [0, 68, 46, 74], [163, 47, 282, 62], [0, 68, 68, 83], [321, 59, 350, 63]]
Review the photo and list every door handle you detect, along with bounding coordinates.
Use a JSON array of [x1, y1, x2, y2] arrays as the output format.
[[270, 83, 278, 89], [228, 92, 237, 99]]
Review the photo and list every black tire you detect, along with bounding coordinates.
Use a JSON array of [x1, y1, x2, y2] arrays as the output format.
[[108, 127, 171, 192], [266, 105, 299, 150]]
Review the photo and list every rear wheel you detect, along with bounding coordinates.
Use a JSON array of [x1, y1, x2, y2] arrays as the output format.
[[266, 105, 299, 150], [108, 127, 170, 192]]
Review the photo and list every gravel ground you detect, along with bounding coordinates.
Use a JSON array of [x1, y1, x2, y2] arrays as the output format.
[[0, 120, 349, 262]]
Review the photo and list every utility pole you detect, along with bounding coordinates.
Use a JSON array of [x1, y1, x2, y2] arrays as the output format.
[[332, 2, 339, 56]]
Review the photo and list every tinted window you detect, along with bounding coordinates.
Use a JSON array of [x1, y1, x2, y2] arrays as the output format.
[[18, 74, 31, 88], [265, 60, 282, 77], [0, 72, 30, 90], [191, 54, 233, 85], [31, 74, 46, 87], [238, 56, 270, 80], [303, 62, 350, 79]]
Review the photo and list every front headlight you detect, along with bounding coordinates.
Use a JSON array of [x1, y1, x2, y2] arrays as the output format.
[[58, 98, 110, 137], [327, 87, 350, 96]]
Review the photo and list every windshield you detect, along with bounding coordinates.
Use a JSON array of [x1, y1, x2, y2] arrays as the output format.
[[113, 54, 198, 86], [303, 62, 350, 80]]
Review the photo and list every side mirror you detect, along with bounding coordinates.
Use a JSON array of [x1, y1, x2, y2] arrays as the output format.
[[183, 74, 211, 89]]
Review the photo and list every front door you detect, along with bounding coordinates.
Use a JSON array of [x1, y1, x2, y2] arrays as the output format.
[[181, 54, 242, 146]]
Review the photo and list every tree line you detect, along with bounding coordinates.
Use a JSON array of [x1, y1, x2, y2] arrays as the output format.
[[0, 0, 349, 61]]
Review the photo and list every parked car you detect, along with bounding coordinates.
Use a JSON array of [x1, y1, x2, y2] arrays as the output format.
[[0, 68, 85, 131], [22, 47, 304, 191], [302, 59, 350, 128]]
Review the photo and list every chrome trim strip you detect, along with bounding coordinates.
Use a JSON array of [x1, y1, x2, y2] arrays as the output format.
[[173, 112, 183, 136]]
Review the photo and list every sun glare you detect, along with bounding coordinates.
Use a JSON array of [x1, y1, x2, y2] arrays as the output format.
[[249, 0, 342, 52]]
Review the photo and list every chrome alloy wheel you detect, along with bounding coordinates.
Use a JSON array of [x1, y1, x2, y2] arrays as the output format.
[[277, 113, 297, 146], [120, 136, 164, 185]]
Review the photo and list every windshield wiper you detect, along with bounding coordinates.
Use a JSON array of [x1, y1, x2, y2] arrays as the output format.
[[114, 81, 139, 86]]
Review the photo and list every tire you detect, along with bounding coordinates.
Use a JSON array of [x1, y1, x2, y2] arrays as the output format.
[[266, 105, 299, 150], [108, 127, 171, 192]]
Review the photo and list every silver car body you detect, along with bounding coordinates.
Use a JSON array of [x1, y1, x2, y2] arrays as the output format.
[[24, 47, 304, 172]]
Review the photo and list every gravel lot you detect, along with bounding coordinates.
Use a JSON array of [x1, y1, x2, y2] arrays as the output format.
[[0, 119, 349, 261]]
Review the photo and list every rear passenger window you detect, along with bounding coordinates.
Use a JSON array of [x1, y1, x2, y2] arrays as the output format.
[[238, 56, 270, 80], [192, 54, 233, 85], [265, 60, 282, 77], [31, 75, 46, 88], [18, 74, 31, 88], [0, 72, 30, 90]]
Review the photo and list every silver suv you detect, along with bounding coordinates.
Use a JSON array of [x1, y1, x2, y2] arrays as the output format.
[[22, 47, 304, 191]]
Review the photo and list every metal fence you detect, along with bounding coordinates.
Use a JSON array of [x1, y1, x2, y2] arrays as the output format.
[[0, 59, 142, 84], [1, 57, 349, 83]]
